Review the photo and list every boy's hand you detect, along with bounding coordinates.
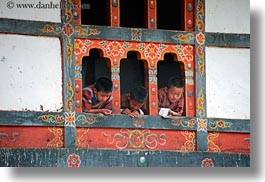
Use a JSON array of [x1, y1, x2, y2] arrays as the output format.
[[101, 109, 112, 116], [128, 110, 140, 118], [168, 110, 182, 116], [121, 108, 131, 115]]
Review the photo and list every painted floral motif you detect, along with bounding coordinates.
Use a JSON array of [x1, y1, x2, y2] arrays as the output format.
[[76, 114, 96, 125], [198, 97, 203, 108], [172, 45, 185, 61], [171, 119, 196, 129], [47, 127, 63, 148], [74, 39, 87, 55], [131, 29, 142, 41], [182, 45, 193, 62], [173, 33, 194, 43], [75, 66, 82, 79], [40, 24, 55, 33], [129, 130, 144, 148], [98, 41, 132, 57], [196, 19, 205, 32], [65, 0, 74, 23], [62, 23, 74, 37], [197, 118, 207, 132], [122, 42, 132, 49], [180, 131, 196, 151], [75, 26, 100, 36], [76, 128, 90, 148], [144, 43, 159, 60], [158, 43, 168, 52], [103, 129, 167, 149], [197, 45, 203, 57], [196, 43, 205, 76], [208, 132, 221, 152], [66, 78, 74, 113], [196, 0, 205, 33], [201, 158, 214, 167], [197, 1, 205, 16], [209, 120, 232, 130], [67, 154, 81, 168], [137, 43, 146, 52], [149, 69, 157, 83], [198, 60, 204, 76], [109, 41, 124, 56], [111, 67, 120, 80], [40, 24, 62, 34], [133, 118, 144, 127], [64, 112, 76, 127], [196, 32, 205, 45], [197, 89, 205, 117], [66, 41, 73, 68], [38, 114, 64, 124]]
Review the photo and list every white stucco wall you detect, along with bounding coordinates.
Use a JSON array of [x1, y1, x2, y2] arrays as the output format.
[[0, 0, 61, 22], [0, 34, 62, 112], [205, 0, 250, 33], [206, 47, 250, 119]]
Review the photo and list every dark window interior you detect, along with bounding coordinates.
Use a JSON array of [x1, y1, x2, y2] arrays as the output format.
[[157, 53, 184, 89], [81, 0, 110, 26], [120, 0, 145, 28], [157, 0, 184, 30], [82, 49, 111, 87], [120, 51, 146, 94]]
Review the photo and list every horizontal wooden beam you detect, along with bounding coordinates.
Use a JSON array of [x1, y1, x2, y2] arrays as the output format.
[[0, 111, 250, 133], [205, 32, 250, 48], [0, 148, 250, 167]]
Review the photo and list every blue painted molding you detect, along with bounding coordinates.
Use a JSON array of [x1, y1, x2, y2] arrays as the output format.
[[0, 19, 195, 44], [0, 18, 63, 37], [0, 148, 250, 167], [0, 111, 250, 133], [205, 32, 250, 48]]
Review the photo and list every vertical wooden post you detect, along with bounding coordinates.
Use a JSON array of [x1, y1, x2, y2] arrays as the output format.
[[110, 0, 120, 27], [74, 0, 81, 24], [147, 0, 156, 29], [195, 0, 207, 151], [62, 0, 76, 148], [184, 0, 195, 31]]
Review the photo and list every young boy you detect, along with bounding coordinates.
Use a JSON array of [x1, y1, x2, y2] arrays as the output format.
[[82, 77, 113, 116], [158, 77, 184, 117], [121, 86, 148, 118]]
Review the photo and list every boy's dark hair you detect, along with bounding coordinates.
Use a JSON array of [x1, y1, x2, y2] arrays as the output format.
[[167, 77, 184, 88], [95, 77, 113, 93], [130, 86, 148, 103]]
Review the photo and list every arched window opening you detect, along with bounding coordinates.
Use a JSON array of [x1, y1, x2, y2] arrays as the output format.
[[82, 49, 111, 88], [157, 53, 184, 88], [157, 53, 186, 115], [120, 51, 149, 114]]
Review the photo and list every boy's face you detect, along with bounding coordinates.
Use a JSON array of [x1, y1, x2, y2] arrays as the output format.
[[128, 96, 144, 111], [166, 86, 183, 103], [94, 89, 112, 103]]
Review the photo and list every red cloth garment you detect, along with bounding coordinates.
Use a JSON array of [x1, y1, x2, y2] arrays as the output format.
[[82, 84, 112, 112], [158, 87, 184, 115]]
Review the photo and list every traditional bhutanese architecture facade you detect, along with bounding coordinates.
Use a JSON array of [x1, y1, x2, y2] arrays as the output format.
[[0, 0, 250, 167]]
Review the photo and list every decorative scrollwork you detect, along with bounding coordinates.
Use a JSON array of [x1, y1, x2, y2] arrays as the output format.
[[0, 132, 19, 142], [103, 129, 167, 149]]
